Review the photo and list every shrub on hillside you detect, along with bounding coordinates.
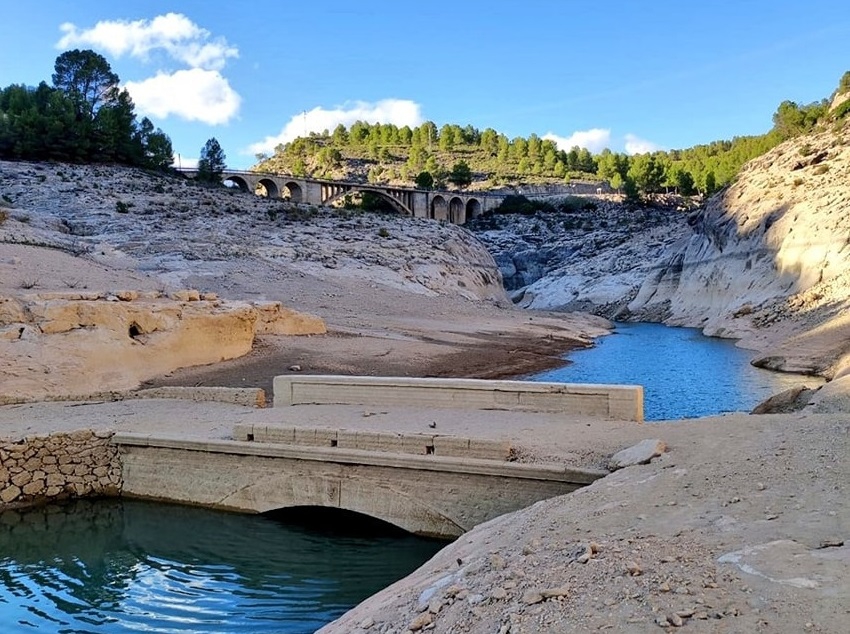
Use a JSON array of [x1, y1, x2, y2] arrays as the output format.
[[493, 195, 555, 215]]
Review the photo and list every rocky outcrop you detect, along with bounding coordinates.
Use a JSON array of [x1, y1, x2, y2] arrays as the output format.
[[473, 125, 850, 377], [628, 127, 850, 372], [0, 429, 120, 509], [0, 160, 507, 304], [0, 290, 325, 402], [470, 199, 692, 309]]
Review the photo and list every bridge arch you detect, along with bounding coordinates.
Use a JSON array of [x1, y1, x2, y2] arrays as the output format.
[[324, 186, 413, 216], [254, 482, 464, 538], [282, 181, 303, 203], [449, 197, 465, 224], [223, 175, 250, 192], [265, 506, 415, 536], [466, 198, 482, 220], [257, 178, 280, 198], [431, 195, 448, 221]]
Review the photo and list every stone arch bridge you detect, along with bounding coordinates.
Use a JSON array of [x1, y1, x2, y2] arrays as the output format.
[[185, 170, 506, 225]]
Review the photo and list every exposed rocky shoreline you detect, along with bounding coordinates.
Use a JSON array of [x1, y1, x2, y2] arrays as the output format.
[[473, 127, 850, 386], [1, 123, 849, 634]]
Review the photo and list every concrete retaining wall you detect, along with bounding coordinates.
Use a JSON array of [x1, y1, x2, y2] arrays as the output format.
[[131, 387, 267, 408], [0, 430, 121, 510], [233, 424, 514, 461], [273, 376, 643, 422]]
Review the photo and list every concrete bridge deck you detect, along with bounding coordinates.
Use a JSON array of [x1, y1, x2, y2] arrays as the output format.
[[2, 378, 645, 538], [114, 432, 605, 538]]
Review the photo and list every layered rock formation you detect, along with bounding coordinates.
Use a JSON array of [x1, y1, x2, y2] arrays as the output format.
[[629, 127, 850, 374], [473, 123, 850, 378], [0, 291, 325, 402]]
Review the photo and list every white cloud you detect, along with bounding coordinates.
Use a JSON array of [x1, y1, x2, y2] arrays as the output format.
[[174, 156, 198, 169], [624, 133, 662, 155], [57, 13, 238, 70], [247, 99, 424, 155], [125, 69, 241, 125], [543, 128, 611, 153]]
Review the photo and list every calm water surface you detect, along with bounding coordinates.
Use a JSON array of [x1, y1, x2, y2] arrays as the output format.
[[533, 322, 813, 421], [0, 499, 443, 633]]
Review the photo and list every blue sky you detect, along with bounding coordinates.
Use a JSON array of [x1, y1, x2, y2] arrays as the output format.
[[1, 1, 848, 169]]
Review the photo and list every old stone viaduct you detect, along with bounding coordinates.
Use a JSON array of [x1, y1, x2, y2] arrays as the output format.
[[110, 377, 643, 538], [184, 169, 503, 225]]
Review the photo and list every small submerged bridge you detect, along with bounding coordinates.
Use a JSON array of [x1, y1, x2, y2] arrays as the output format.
[[183, 169, 505, 224], [114, 377, 643, 538]]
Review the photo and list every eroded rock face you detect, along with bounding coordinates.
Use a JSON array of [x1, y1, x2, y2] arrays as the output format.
[[0, 160, 508, 305], [0, 291, 325, 402], [473, 127, 850, 376], [628, 129, 850, 371], [470, 201, 692, 312]]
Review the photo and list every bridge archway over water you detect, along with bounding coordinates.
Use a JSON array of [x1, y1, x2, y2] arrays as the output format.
[[266, 506, 412, 536], [116, 434, 596, 539], [466, 198, 482, 219]]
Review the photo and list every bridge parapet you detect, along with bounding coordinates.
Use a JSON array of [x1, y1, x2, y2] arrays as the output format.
[[233, 424, 514, 461], [273, 376, 644, 422]]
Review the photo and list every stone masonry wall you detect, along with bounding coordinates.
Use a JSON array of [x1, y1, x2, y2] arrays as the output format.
[[0, 430, 121, 509]]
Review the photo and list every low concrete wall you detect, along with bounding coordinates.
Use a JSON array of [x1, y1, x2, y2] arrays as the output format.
[[233, 424, 514, 461], [273, 376, 644, 422], [131, 386, 266, 408], [0, 430, 121, 509], [114, 433, 605, 538]]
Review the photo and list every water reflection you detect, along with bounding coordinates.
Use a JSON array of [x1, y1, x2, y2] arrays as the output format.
[[532, 322, 818, 421], [0, 499, 443, 633]]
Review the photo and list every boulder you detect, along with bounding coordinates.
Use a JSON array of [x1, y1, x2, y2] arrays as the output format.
[[751, 385, 817, 414], [608, 438, 666, 470]]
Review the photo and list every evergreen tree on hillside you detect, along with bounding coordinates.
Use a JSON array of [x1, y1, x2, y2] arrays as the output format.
[[0, 49, 174, 168], [414, 171, 434, 189], [197, 138, 226, 183], [448, 160, 473, 188], [249, 69, 850, 192], [52, 49, 120, 122]]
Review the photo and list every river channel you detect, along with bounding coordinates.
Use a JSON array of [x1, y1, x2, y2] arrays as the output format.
[[532, 322, 812, 420], [0, 324, 816, 631], [0, 499, 442, 633]]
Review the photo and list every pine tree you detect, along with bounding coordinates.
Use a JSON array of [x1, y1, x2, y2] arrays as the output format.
[[197, 138, 226, 183]]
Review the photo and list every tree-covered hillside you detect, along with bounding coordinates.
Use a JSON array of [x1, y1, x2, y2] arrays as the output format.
[[256, 71, 850, 198]]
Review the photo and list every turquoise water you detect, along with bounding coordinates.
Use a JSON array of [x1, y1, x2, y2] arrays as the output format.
[[0, 499, 443, 633], [532, 322, 810, 421]]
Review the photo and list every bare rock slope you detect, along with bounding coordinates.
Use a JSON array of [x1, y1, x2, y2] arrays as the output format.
[[475, 124, 850, 381], [0, 160, 544, 400], [630, 128, 850, 376]]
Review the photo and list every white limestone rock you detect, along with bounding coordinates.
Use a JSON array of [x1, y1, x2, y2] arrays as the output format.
[[608, 438, 667, 470]]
